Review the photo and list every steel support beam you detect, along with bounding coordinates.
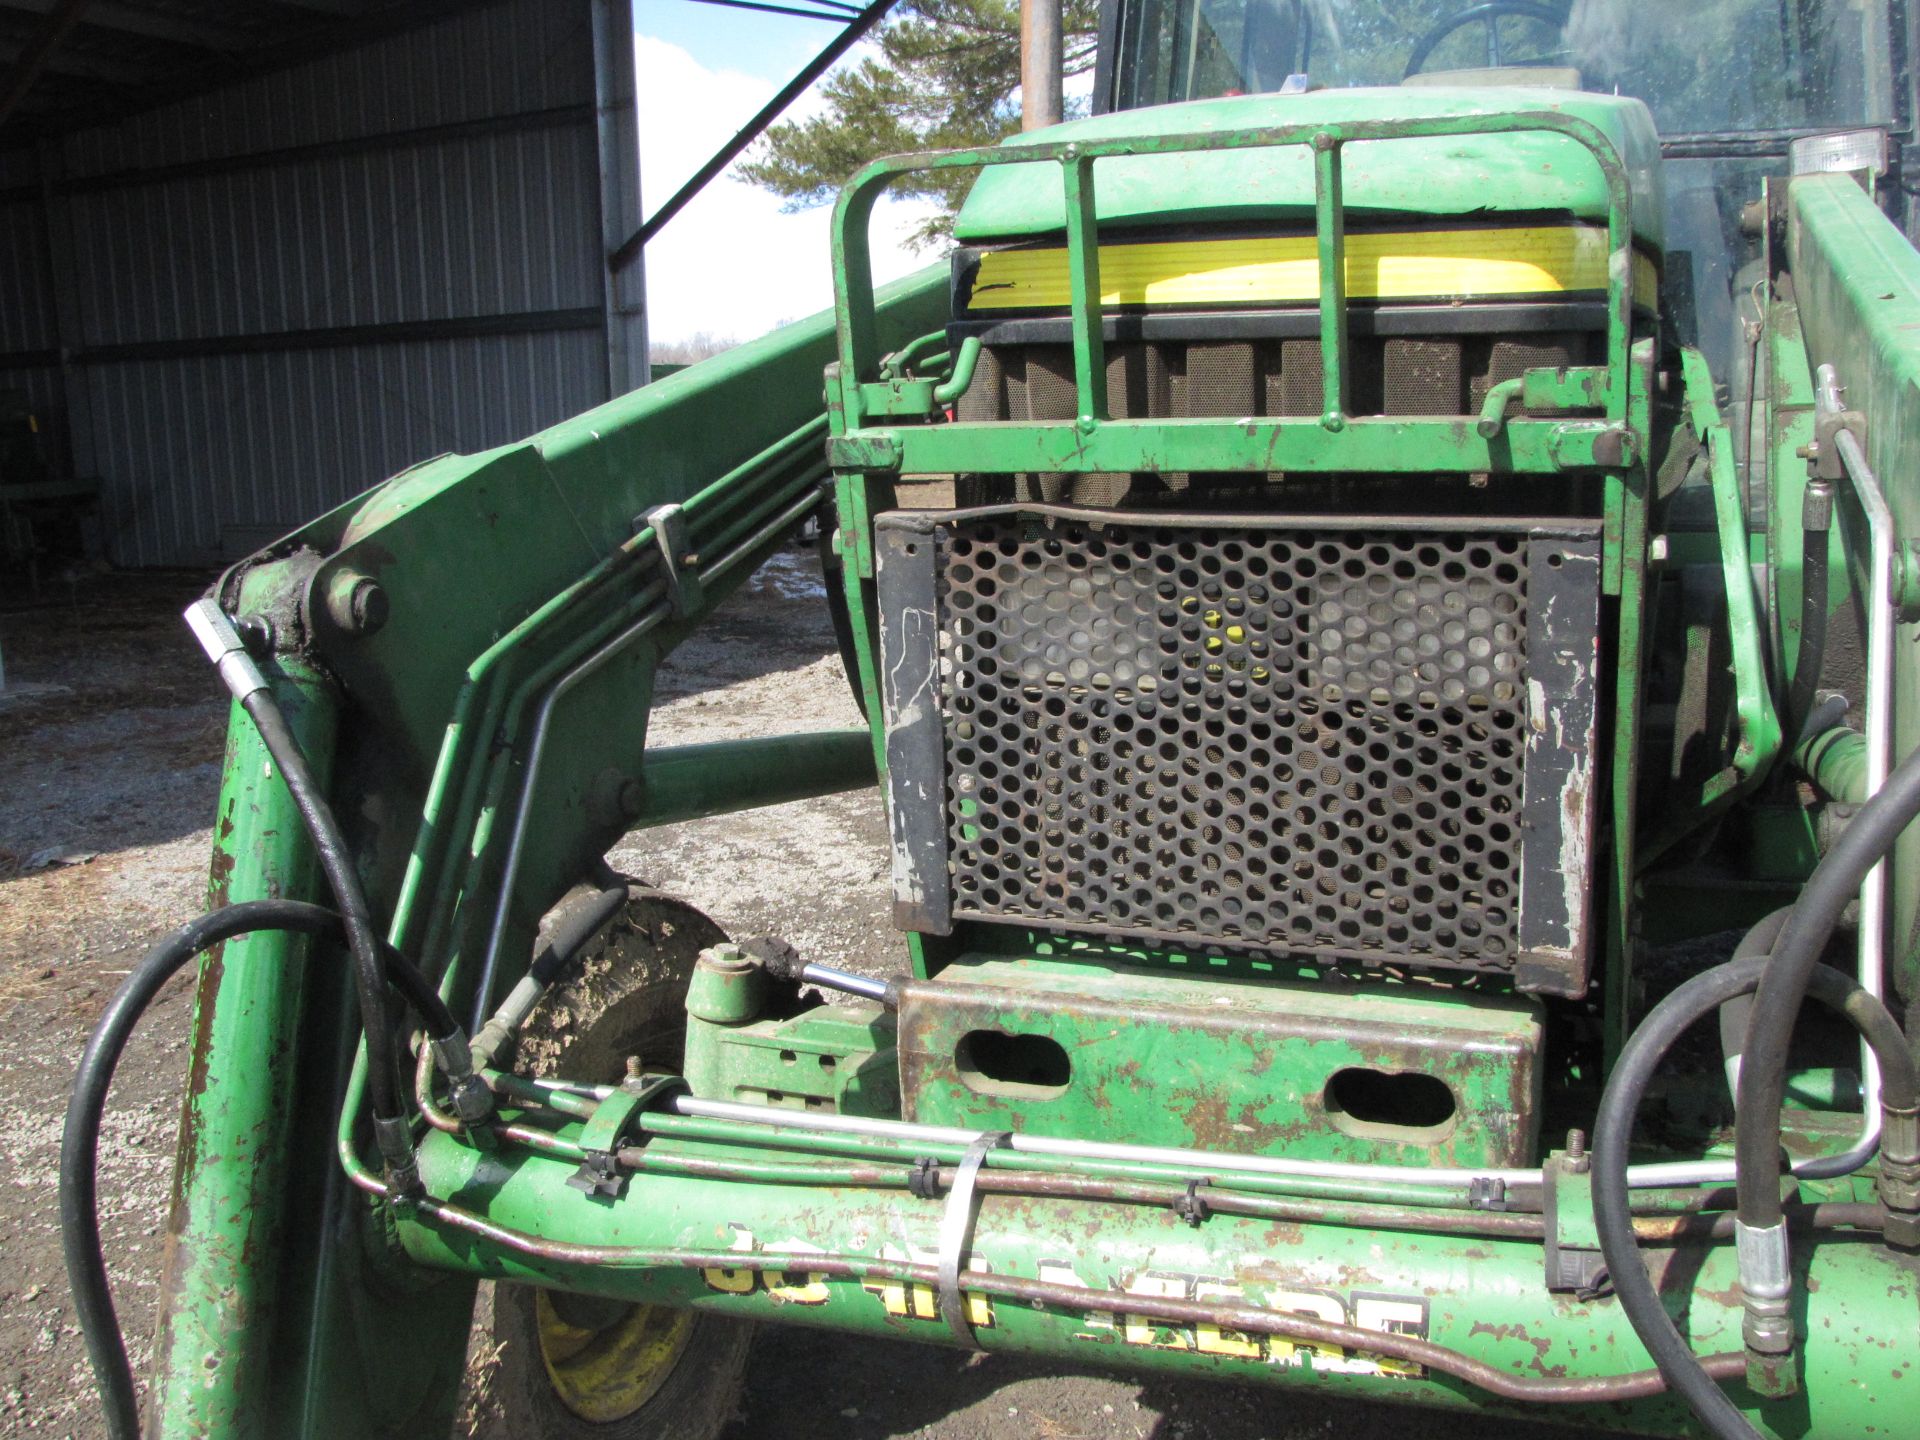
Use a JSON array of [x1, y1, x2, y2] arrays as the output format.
[[259, 0, 371, 14], [608, 0, 898, 268], [1, 0, 251, 50], [0, 34, 155, 85], [31, 138, 95, 482], [0, 309, 602, 370], [0, 104, 595, 203], [593, 0, 646, 395], [0, 0, 92, 125], [683, 0, 868, 18]]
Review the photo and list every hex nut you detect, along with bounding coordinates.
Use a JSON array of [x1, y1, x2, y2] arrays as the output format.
[[449, 1074, 495, 1125]]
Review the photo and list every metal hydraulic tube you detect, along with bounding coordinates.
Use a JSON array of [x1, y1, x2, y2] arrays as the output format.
[[1781, 362, 1899, 1181], [794, 964, 893, 1002], [659, 1095, 1877, 1197], [469, 483, 834, 1026], [395, 1126, 1920, 1438]]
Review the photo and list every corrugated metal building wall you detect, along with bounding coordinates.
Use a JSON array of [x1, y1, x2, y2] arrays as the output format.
[[0, 0, 642, 567], [0, 140, 70, 481]]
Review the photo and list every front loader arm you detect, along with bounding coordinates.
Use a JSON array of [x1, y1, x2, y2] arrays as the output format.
[[152, 271, 949, 1439], [1785, 173, 1920, 1007]]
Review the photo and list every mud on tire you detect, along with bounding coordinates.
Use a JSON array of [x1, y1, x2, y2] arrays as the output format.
[[481, 885, 754, 1440]]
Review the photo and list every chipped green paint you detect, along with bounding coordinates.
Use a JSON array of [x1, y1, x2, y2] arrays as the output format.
[[146, 49, 1920, 1440], [892, 956, 1541, 1169], [685, 999, 899, 1117], [395, 1122, 1920, 1439], [149, 658, 333, 1438]]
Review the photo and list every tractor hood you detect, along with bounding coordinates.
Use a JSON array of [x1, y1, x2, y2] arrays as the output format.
[[951, 86, 1664, 252]]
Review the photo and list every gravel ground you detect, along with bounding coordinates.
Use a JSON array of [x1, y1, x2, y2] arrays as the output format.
[[0, 557, 1594, 1440]]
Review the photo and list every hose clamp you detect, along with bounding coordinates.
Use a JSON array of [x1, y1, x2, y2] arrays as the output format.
[[645, 503, 705, 620], [907, 1156, 942, 1200], [936, 1131, 1009, 1350], [1809, 406, 1866, 483], [1173, 1179, 1211, 1228]]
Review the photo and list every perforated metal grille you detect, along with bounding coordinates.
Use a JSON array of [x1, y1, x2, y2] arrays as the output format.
[[934, 515, 1532, 969]]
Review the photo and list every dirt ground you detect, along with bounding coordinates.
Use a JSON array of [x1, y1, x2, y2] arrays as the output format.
[[0, 556, 1592, 1440]]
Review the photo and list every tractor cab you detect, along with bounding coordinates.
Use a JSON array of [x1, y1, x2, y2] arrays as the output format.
[[1095, 0, 1909, 382]]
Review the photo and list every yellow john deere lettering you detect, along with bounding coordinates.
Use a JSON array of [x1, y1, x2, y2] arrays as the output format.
[[966, 226, 1658, 311]]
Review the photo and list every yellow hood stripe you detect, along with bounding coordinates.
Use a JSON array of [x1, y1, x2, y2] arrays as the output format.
[[966, 226, 1656, 311]]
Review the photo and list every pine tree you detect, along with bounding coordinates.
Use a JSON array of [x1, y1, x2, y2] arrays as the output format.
[[735, 0, 1100, 247]]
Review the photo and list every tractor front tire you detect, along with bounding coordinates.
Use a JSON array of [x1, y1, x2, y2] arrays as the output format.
[[488, 1284, 751, 1440], [481, 884, 754, 1440]]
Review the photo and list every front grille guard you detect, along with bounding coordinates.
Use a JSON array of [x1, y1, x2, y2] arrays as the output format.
[[876, 505, 1605, 997], [826, 111, 1639, 481]]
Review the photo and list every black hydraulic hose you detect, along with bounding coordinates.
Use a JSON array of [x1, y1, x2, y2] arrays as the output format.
[[184, 600, 424, 1160], [1717, 907, 1790, 1086], [1736, 737, 1920, 1231], [529, 879, 629, 989], [1784, 484, 1832, 742], [239, 690, 411, 1153], [1594, 954, 1916, 1440], [61, 900, 450, 1440]]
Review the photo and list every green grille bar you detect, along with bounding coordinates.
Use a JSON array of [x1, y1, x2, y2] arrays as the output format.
[[1313, 132, 1350, 429], [1060, 149, 1107, 427]]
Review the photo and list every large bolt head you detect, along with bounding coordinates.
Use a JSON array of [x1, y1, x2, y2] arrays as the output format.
[[325, 570, 389, 637], [588, 768, 647, 828]]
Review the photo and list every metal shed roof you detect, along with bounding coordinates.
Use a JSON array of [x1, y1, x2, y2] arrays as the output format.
[[0, 0, 495, 138]]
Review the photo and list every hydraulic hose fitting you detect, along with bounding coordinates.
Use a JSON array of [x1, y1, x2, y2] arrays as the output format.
[[430, 1031, 496, 1126], [468, 1017, 514, 1076], [429, 1029, 472, 1074], [1735, 1218, 1798, 1396], [1879, 1103, 1920, 1249], [447, 1076, 495, 1127], [373, 1116, 423, 1199], [1802, 474, 1835, 531], [739, 934, 900, 1007], [183, 597, 271, 703]]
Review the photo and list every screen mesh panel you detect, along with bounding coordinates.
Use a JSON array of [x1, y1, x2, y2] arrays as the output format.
[[932, 513, 1530, 967]]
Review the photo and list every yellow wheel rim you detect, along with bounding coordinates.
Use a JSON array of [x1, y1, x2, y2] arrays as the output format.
[[534, 1291, 696, 1423]]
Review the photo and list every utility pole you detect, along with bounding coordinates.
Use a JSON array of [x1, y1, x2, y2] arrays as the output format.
[[1021, 0, 1063, 130]]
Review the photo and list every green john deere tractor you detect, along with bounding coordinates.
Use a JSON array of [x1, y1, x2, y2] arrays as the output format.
[[60, 2, 1920, 1437]]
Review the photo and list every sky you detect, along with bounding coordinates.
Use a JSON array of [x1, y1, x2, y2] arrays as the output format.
[[631, 1, 941, 347]]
